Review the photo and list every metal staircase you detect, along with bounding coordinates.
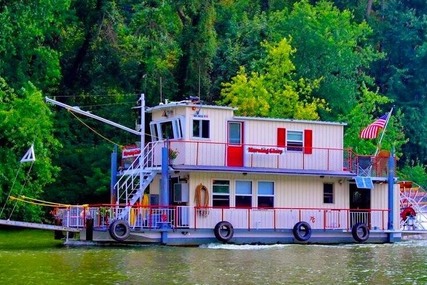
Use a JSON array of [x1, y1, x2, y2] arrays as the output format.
[[115, 142, 159, 220]]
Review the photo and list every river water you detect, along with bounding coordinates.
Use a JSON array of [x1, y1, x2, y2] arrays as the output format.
[[0, 229, 426, 285]]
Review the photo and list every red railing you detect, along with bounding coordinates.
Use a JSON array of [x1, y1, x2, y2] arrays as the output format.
[[57, 205, 389, 232], [168, 140, 350, 171]]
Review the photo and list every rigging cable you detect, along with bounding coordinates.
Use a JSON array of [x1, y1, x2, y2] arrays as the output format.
[[7, 161, 34, 220], [0, 166, 21, 219], [68, 110, 124, 148]]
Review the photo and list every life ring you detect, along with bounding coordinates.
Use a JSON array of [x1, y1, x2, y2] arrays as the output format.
[[195, 183, 210, 217], [351, 223, 370, 242], [401, 207, 416, 221], [109, 219, 131, 242], [292, 221, 312, 242], [214, 221, 234, 243]]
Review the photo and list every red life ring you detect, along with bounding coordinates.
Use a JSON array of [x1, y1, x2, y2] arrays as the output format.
[[401, 207, 416, 221]]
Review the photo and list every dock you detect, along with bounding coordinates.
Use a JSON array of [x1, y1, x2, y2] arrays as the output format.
[[0, 219, 80, 232]]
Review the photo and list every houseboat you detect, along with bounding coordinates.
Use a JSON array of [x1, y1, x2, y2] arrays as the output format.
[[47, 95, 402, 245]]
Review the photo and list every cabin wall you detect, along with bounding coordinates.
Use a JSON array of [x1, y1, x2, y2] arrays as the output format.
[[241, 118, 344, 149], [186, 173, 347, 209], [150, 104, 346, 171], [149, 173, 396, 231]]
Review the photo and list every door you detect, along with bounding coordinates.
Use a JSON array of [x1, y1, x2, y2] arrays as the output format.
[[349, 184, 371, 227], [227, 121, 244, 167]]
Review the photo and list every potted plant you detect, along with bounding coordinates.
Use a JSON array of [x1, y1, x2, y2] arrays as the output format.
[[169, 148, 179, 161]]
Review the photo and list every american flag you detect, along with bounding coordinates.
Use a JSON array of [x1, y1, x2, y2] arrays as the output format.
[[360, 114, 388, 139]]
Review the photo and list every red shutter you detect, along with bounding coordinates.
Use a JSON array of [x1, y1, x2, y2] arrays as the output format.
[[304, 129, 312, 154], [277, 128, 286, 147]]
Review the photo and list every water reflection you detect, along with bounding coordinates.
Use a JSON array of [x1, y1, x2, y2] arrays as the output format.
[[1, 231, 427, 284]]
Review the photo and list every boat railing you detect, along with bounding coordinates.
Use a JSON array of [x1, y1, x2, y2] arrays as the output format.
[[142, 140, 393, 177], [168, 140, 351, 172], [57, 205, 389, 232]]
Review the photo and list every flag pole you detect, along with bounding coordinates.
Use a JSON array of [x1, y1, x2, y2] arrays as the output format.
[[374, 107, 394, 156]]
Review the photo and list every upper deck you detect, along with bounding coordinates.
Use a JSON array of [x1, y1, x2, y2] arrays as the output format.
[[144, 100, 388, 178]]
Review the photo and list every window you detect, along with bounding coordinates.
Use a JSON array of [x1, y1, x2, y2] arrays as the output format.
[[287, 131, 303, 151], [212, 180, 230, 207], [228, 122, 242, 145], [323, 183, 334, 204], [161, 121, 174, 139], [258, 181, 274, 208], [235, 181, 252, 208], [193, 119, 210, 138], [150, 118, 183, 141]]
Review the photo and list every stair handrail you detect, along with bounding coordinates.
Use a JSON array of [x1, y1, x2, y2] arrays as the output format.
[[114, 141, 159, 203]]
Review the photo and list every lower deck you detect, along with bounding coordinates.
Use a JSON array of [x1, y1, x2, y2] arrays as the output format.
[[55, 205, 400, 245]]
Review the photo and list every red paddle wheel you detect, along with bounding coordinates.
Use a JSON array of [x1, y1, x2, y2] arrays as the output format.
[[399, 181, 427, 230]]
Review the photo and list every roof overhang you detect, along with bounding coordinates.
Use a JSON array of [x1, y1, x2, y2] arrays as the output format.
[[171, 165, 357, 178]]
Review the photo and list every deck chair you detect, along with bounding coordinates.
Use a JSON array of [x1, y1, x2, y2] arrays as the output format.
[[357, 156, 373, 177]]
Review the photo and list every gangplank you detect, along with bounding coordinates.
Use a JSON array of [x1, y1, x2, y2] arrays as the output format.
[[0, 219, 80, 232]]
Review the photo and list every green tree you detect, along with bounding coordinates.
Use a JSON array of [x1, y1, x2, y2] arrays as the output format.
[[0, 0, 71, 92], [0, 78, 60, 221], [268, 0, 382, 120], [174, 0, 217, 101], [220, 38, 324, 119]]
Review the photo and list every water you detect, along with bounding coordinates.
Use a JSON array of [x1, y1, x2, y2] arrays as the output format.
[[0, 229, 426, 285]]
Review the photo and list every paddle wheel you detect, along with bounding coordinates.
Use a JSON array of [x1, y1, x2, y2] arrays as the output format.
[[400, 181, 427, 230]]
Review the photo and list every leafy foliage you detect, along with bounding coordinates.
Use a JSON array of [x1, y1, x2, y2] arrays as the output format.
[[0, 78, 60, 221], [220, 38, 325, 119], [267, 0, 382, 120]]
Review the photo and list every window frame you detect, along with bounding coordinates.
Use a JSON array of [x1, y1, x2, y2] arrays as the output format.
[[323, 183, 334, 204], [235, 180, 252, 208], [212, 180, 230, 207], [228, 121, 242, 145], [257, 181, 275, 208], [192, 118, 210, 139], [150, 117, 183, 141], [287, 130, 303, 152]]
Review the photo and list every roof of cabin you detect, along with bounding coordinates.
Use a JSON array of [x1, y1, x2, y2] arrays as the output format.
[[234, 116, 347, 126], [146, 100, 235, 113], [146, 101, 347, 126]]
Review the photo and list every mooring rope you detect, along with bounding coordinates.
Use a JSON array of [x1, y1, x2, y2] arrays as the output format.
[[10, 196, 70, 208]]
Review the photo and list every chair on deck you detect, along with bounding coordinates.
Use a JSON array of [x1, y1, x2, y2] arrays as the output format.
[[357, 156, 373, 177]]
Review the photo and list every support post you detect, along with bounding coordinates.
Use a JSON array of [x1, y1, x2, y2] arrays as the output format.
[[110, 145, 118, 205], [160, 146, 169, 206], [387, 148, 396, 242]]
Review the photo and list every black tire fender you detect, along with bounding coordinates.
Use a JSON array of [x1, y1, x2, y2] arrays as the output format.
[[351, 222, 370, 243], [109, 219, 131, 242], [292, 221, 312, 242], [214, 221, 234, 243]]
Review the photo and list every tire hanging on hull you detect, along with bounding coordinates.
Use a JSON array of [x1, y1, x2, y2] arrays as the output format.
[[351, 223, 370, 243], [292, 221, 312, 242], [214, 221, 234, 243], [109, 219, 131, 242]]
